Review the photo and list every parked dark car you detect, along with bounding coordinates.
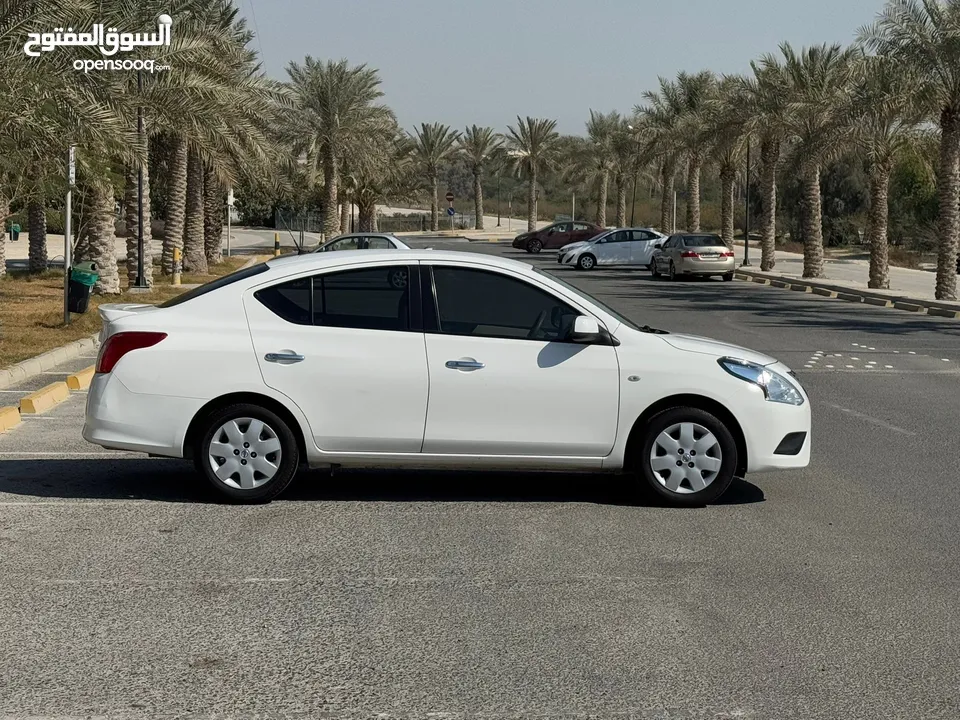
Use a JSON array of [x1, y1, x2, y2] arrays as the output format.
[[511, 221, 604, 254]]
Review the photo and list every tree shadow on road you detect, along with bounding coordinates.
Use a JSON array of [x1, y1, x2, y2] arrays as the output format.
[[0, 459, 765, 508]]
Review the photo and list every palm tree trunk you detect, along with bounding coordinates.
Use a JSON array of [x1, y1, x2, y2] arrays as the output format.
[[934, 111, 960, 301], [686, 154, 702, 231], [800, 163, 825, 278], [720, 166, 735, 247], [866, 160, 893, 290], [340, 199, 350, 235], [161, 136, 187, 275], [124, 163, 154, 287], [527, 168, 537, 232], [430, 174, 439, 231], [759, 138, 779, 271], [660, 160, 676, 233], [474, 169, 484, 230], [0, 192, 8, 279], [28, 198, 47, 273], [85, 176, 120, 295], [322, 147, 339, 238], [203, 164, 222, 265], [183, 149, 207, 274], [358, 196, 375, 232], [594, 170, 608, 227], [615, 170, 627, 228]]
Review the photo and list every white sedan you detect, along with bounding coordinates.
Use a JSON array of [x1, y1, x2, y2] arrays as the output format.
[[558, 228, 667, 271], [85, 250, 811, 506], [314, 233, 410, 252]]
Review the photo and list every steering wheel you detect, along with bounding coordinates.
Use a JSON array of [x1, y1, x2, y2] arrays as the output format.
[[527, 310, 547, 339]]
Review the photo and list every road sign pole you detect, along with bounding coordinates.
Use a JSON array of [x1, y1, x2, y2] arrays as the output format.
[[63, 145, 75, 326]]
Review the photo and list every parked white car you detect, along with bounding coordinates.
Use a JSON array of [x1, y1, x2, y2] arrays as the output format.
[[558, 228, 667, 271], [85, 250, 811, 506]]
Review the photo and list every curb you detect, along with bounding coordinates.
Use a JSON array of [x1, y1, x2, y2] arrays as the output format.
[[0, 334, 100, 390], [66, 365, 95, 391], [0, 406, 21, 432], [734, 270, 960, 319], [20, 381, 70, 414]]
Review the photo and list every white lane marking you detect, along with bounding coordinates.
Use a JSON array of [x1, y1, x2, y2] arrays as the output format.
[[825, 365, 834, 368], [868, 347, 876, 350], [943, 359, 951, 362], [885, 365, 894, 368], [845, 365, 854, 368], [851, 357, 859, 361], [909, 351, 916, 354], [822, 403, 917, 436]]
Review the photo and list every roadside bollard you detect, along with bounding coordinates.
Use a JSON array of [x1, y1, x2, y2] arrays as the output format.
[[173, 247, 182, 286], [274, 232, 280, 257]]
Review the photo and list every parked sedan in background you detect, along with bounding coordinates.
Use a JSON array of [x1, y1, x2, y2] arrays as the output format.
[[512, 221, 604, 253], [651, 233, 736, 281], [558, 228, 667, 270], [315, 233, 410, 252]]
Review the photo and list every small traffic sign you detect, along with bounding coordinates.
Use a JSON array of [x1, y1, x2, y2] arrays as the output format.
[[445, 191, 454, 202], [446, 207, 455, 216]]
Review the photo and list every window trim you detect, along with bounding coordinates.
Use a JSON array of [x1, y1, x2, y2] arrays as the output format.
[[424, 263, 613, 345]]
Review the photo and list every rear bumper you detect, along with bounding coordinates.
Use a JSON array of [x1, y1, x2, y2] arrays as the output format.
[[82, 373, 203, 458], [679, 258, 736, 275]]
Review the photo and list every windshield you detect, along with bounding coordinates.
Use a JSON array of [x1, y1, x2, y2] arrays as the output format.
[[534, 267, 643, 332]]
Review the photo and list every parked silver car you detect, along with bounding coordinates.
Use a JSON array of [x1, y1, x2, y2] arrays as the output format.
[[314, 233, 410, 252], [651, 233, 736, 281]]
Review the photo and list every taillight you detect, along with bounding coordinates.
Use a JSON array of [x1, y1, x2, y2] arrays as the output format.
[[96, 331, 167, 373], [720, 251, 734, 257], [681, 251, 700, 258]]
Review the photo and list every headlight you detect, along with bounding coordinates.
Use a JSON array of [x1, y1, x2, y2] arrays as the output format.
[[718, 357, 804, 406]]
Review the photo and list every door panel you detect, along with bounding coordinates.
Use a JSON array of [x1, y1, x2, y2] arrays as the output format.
[[421, 264, 621, 457], [597, 231, 631, 265], [543, 223, 572, 249], [244, 265, 429, 453]]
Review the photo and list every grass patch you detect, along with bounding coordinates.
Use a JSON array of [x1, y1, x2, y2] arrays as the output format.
[[0, 256, 258, 368]]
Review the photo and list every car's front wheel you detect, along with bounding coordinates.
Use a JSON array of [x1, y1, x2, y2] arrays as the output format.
[[668, 261, 677, 281], [651, 261, 661, 278], [634, 407, 737, 506], [527, 238, 543, 254], [577, 254, 596, 271], [195, 404, 300, 503], [722, 272, 734, 282]]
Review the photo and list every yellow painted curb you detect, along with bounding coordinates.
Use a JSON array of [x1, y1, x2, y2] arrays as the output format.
[[67, 365, 95, 391], [812, 287, 838, 298], [20, 381, 70, 415], [790, 284, 813, 293], [863, 296, 893, 308], [770, 280, 791, 289], [0, 406, 21, 432], [836, 292, 865, 304], [893, 301, 926, 313]]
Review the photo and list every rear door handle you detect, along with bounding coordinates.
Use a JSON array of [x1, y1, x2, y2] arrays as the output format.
[[265, 352, 305, 363], [445, 359, 484, 370]]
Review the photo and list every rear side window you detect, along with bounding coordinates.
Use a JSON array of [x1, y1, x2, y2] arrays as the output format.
[[254, 277, 311, 325], [683, 235, 725, 247], [158, 262, 269, 308]]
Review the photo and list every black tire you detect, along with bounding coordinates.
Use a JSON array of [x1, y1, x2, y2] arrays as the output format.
[[577, 253, 596, 271], [527, 238, 543, 254], [722, 272, 734, 282], [633, 406, 738, 507], [668, 261, 677, 281], [651, 261, 661, 278], [194, 403, 300, 504]]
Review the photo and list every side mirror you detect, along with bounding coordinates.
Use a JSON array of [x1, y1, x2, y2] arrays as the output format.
[[570, 315, 602, 343], [654, 243, 663, 250], [547, 229, 554, 235]]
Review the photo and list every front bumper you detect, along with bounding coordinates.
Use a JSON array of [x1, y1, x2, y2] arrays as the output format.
[[739, 368, 812, 473]]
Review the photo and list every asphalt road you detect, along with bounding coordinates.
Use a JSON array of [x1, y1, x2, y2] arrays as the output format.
[[2, 241, 959, 719]]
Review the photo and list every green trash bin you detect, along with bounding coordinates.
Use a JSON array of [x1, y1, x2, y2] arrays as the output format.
[[9, 223, 20, 242], [68, 262, 99, 314]]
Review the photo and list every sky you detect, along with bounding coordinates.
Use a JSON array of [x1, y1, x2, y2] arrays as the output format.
[[236, 0, 888, 136]]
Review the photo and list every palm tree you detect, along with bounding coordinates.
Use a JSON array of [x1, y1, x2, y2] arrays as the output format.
[[637, 78, 684, 233], [458, 125, 502, 230], [611, 120, 642, 227], [411, 123, 461, 231], [739, 60, 791, 271], [285, 58, 388, 238], [585, 110, 620, 226], [762, 43, 861, 278], [203, 163, 222, 265], [183, 148, 206, 273], [860, 0, 960, 300], [706, 77, 750, 247], [505, 117, 561, 231], [27, 190, 48, 273], [847, 55, 921, 289], [673, 71, 716, 231]]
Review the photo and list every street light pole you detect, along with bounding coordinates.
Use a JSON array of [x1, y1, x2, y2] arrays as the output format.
[[63, 145, 75, 326], [742, 137, 752, 267], [497, 172, 501, 226], [133, 69, 147, 287]]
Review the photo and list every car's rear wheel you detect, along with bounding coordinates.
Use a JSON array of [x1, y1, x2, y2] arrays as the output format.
[[668, 261, 677, 281], [577, 254, 596, 271], [634, 407, 737, 507], [195, 403, 300, 503], [527, 238, 543, 254], [651, 261, 661, 278], [722, 272, 734, 282]]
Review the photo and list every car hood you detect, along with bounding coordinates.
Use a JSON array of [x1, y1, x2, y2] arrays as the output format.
[[660, 333, 778, 366], [560, 241, 591, 253]]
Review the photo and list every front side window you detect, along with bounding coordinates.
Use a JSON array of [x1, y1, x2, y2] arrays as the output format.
[[549, 223, 571, 233], [366, 237, 391, 249], [573, 223, 592, 231], [431, 266, 578, 342], [327, 237, 360, 252]]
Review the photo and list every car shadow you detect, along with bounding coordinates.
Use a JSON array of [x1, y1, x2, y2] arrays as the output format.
[[0, 459, 765, 507]]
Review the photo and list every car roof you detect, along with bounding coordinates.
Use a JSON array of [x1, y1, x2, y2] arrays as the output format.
[[266, 248, 534, 274], [671, 232, 721, 237]]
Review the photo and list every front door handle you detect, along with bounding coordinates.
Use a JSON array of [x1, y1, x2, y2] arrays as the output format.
[[265, 352, 305, 363], [445, 359, 484, 371]]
